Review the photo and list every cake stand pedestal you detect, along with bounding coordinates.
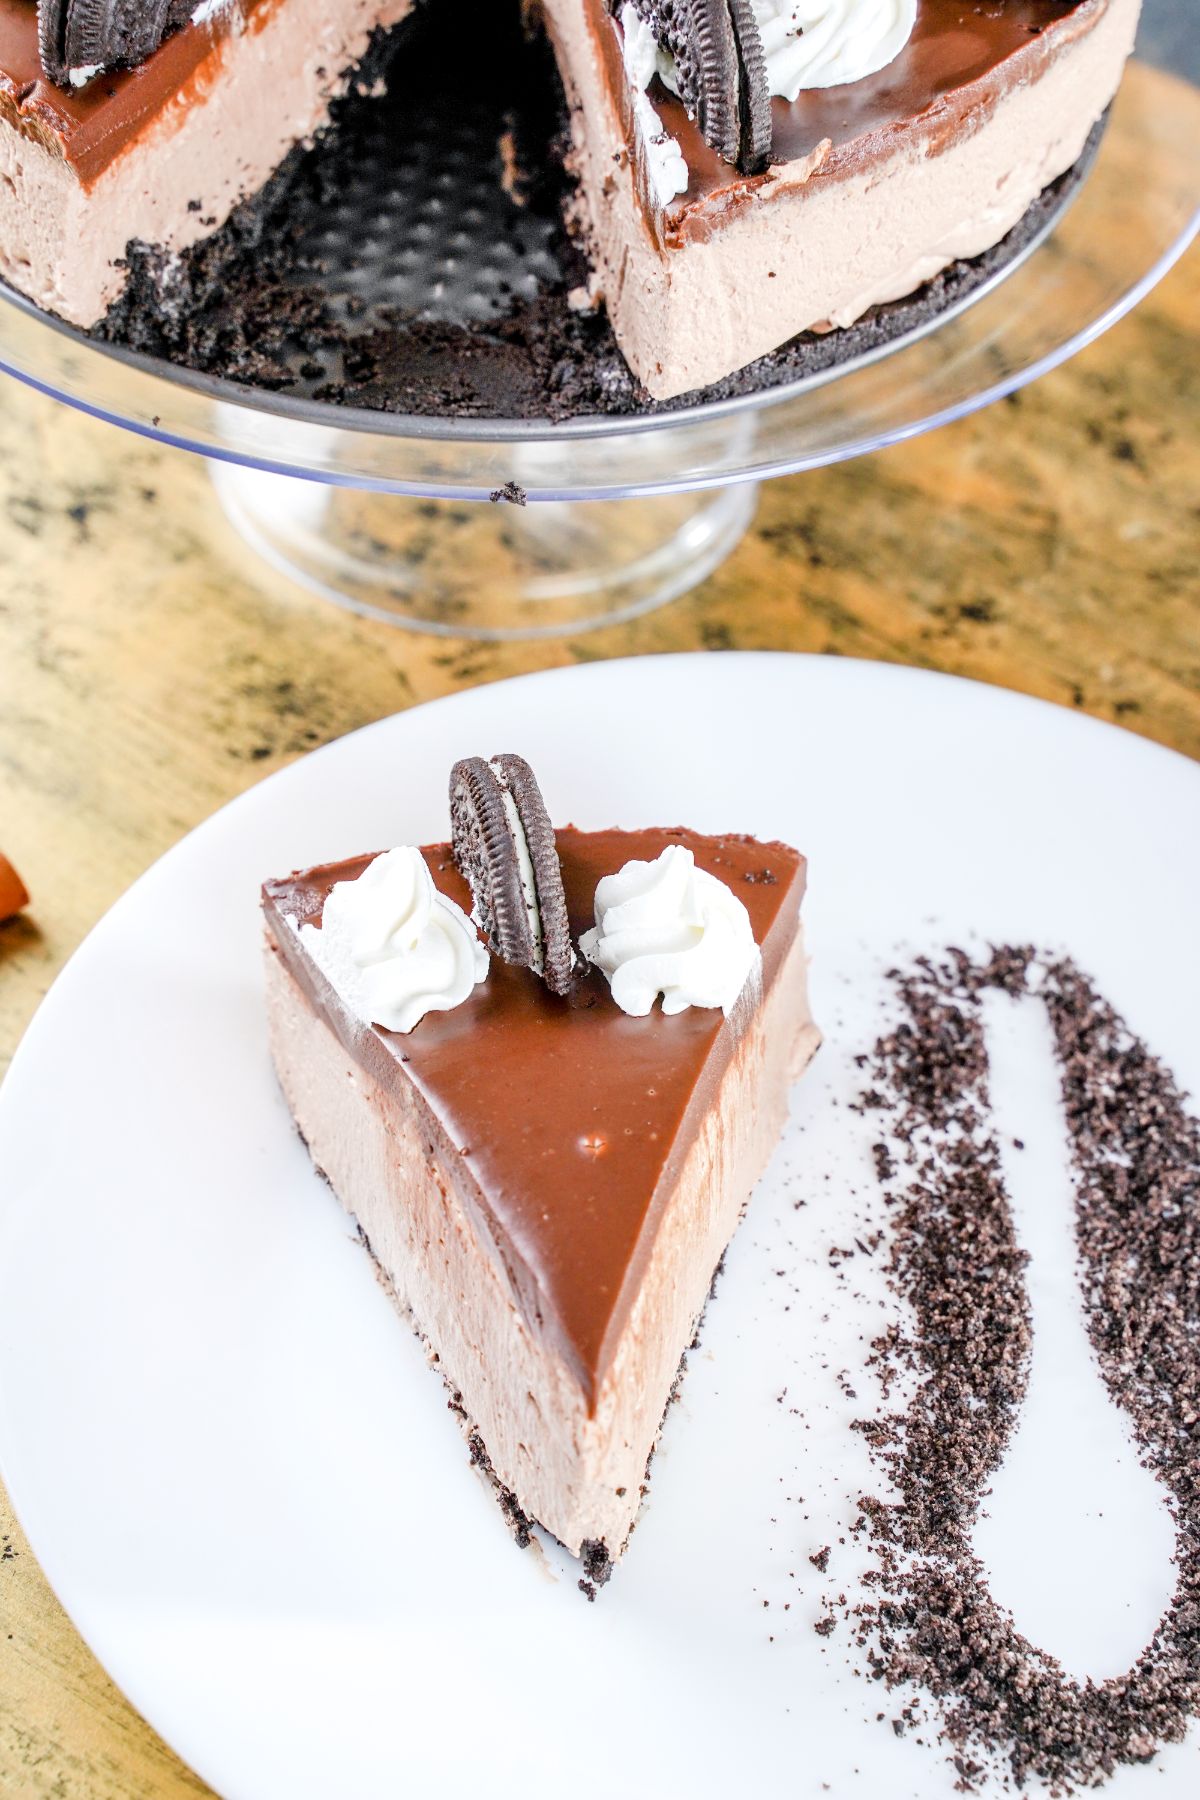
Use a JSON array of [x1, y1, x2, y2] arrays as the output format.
[[210, 466, 759, 638], [0, 49, 1196, 640]]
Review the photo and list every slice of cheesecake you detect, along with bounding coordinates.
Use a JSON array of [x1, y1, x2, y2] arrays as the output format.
[[263, 818, 819, 1573]]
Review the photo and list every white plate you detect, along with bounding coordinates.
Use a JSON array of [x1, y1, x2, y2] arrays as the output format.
[[1, 653, 1198, 1800]]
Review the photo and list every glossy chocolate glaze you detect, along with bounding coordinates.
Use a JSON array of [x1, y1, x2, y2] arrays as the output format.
[[593, 0, 1104, 244], [0, 0, 268, 187], [263, 826, 805, 1408]]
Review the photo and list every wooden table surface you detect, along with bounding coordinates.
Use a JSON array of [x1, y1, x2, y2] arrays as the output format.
[[0, 66, 1197, 1798]]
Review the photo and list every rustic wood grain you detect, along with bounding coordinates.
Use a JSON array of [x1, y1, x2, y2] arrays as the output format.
[[0, 60, 1197, 1798]]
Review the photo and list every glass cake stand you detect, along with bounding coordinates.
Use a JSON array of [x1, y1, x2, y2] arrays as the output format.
[[0, 40, 1196, 638]]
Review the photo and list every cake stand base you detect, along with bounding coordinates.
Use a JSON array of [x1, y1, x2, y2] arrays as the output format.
[[211, 465, 758, 639]]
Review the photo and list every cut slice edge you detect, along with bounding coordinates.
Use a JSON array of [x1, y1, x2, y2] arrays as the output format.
[[262, 825, 820, 1566]]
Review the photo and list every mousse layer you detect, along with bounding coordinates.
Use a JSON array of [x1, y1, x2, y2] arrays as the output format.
[[265, 826, 818, 1557]]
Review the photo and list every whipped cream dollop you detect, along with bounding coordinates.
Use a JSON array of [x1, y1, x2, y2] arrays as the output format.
[[300, 847, 488, 1034], [190, 0, 234, 25], [751, 0, 917, 100], [620, 4, 691, 207], [580, 844, 760, 1018]]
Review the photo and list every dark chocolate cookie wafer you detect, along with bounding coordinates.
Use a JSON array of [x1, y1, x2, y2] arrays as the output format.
[[728, 0, 771, 173], [449, 755, 575, 996], [625, 0, 739, 167], [622, 0, 771, 173], [38, 0, 192, 88]]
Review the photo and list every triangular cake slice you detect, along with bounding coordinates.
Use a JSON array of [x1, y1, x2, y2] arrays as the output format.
[[263, 814, 819, 1573]]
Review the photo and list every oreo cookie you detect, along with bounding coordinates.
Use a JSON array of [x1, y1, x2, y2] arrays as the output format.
[[622, 0, 771, 174], [38, 0, 193, 88], [727, 0, 771, 174], [449, 754, 575, 997]]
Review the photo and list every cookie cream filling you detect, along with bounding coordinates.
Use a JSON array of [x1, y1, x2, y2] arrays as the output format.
[[191, 0, 237, 26], [581, 844, 760, 1017], [300, 846, 488, 1033], [491, 760, 546, 976]]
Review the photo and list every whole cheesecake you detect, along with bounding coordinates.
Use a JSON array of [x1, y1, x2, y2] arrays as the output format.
[[262, 757, 820, 1572], [0, 0, 1139, 400]]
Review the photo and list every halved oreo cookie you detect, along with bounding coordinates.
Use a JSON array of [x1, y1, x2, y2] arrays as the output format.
[[449, 754, 576, 997], [728, 0, 771, 174], [38, 0, 193, 89], [622, 0, 771, 174]]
